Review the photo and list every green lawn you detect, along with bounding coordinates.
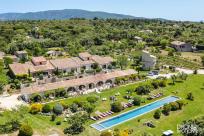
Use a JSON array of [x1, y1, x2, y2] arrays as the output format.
[[1, 75, 204, 136], [82, 75, 204, 136]]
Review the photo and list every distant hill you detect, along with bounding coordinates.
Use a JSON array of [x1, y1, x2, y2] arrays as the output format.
[[0, 9, 138, 20]]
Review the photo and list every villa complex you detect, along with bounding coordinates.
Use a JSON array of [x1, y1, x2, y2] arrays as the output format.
[[7, 52, 138, 101], [9, 52, 114, 77]]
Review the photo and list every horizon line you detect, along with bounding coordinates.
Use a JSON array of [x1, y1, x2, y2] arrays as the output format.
[[0, 8, 203, 22]]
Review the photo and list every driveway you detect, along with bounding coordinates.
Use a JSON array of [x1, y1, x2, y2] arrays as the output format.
[[0, 94, 27, 110], [147, 73, 176, 79], [176, 68, 204, 74], [147, 68, 204, 79], [176, 68, 194, 74]]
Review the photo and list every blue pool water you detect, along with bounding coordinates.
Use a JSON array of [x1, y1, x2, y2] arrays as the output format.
[[91, 96, 179, 131]]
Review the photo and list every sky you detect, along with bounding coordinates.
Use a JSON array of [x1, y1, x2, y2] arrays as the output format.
[[0, 0, 203, 21]]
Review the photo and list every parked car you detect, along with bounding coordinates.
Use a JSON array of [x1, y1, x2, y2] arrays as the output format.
[[148, 72, 154, 76]]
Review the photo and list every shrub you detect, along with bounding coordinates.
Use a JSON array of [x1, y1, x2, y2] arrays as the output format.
[[179, 72, 188, 80], [30, 93, 42, 102], [162, 104, 171, 115], [63, 113, 88, 135], [73, 100, 84, 107], [56, 121, 61, 125], [187, 92, 194, 101], [29, 103, 42, 114], [111, 102, 123, 112], [39, 74, 43, 80], [55, 88, 66, 98], [53, 103, 64, 115], [0, 119, 20, 134], [135, 85, 151, 95], [18, 124, 33, 136], [82, 103, 95, 114], [87, 96, 98, 104], [92, 63, 99, 69], [170, 102, 179, 111], [154, 109, 161, 119], [133, 96, 141, 106], [44, 91, 54, 99], [158, 80, 167, 87], [42, 104, 51, 113], [60, 101, 68, 109], [51, 114, 56, 121], [69, 103, 78, 113], [100, 131, 112, 136], [151, 80, 159, 89], [193, 69, 198, 74], [96, 67, 102, 73], [176, 100, 185, 110]]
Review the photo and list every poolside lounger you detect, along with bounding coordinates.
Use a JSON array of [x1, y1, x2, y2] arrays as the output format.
[[107, 111, 113, 115], [126, 104, 130, 107], [109, 111, 114, 114], [101, 113, 108, 117], [98, 115, 104, 118], [103, 112, 109, 116], [123, 105, 128, 108], [106, 111, 112, 115], [127, 103, 133, 107], [128, 103, 133, 106], [90, 116, 97, 121], [100, 114, 106, 117], [94, 116, 100, 120]]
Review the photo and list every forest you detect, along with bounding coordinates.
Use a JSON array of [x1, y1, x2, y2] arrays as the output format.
[[0, 19, 204, 58]]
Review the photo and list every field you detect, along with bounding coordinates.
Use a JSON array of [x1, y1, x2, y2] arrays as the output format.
[[159, 50, 203, 69], [158, 55, 201, 69], [0, 75, 204, 136], [181, 52, 203, 63]]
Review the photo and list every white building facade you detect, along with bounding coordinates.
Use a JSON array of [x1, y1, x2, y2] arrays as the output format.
[[141, 50, 157, 70]]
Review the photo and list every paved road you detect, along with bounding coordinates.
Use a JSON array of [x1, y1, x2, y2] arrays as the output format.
[[147, 67, 204, 79]]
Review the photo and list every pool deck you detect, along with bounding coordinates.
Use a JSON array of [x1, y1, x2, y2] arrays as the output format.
[[91, 96, 180, 131]]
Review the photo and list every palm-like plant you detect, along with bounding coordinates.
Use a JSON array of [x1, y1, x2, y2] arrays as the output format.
[[171, 75, 177, 85]]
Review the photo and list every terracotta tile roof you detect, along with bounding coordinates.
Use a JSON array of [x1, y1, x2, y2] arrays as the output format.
[[9, 63, 34, 75], [9, 61, 55, 76], [26, 61, 55, 73], [21, 69, 136, 94], [32, 56, 47, 63], [72, 57, 94, 66], [91, 55, 114, 65], [80, 60, 95, 65], [50, 58, 81, 69], [50, 57, 94, 69], [79, 52, 92, 58]]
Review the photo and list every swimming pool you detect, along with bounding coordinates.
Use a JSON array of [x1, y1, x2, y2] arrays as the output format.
[[91, 96, 180, 131]]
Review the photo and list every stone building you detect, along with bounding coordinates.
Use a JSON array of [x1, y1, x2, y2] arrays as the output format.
[[141, 50, 157, 70]]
